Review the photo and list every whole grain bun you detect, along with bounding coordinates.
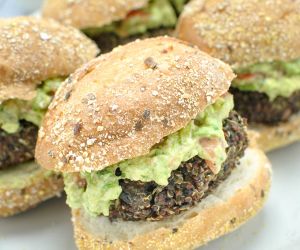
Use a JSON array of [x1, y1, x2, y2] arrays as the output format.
[[35, 37, 235, 173], [42, 0, 149, 30], [0, 162, 63, 217], [72, 146, 271, 250], [176, 0, 300, 68], [252, 114, 300, 152], [0, 16, 99, 103]]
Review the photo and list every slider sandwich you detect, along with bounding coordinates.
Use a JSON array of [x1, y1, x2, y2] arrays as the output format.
[[177, 0, 300, 151], [36, 37, 271, 249], [42, 0, 189, 53], [0, 16, 99, 217]]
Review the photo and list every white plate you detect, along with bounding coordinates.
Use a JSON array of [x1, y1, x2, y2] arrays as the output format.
[[0, 0, 42, 17], [1, 142, 300, 250], [1, 4, 300, 250]]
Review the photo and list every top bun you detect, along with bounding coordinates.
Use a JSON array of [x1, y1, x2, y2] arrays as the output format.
[[36, 37, 234, 173], [176, 0, 300, 67], [0, 16, 99, 103], [42, 0, 149, 30]]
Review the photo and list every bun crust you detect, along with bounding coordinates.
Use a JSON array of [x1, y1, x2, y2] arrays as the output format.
[[253, 114, 300, 152], [0, 163, 63, 217], [36, 37, 235, 172], [0, 16, 99, 103], [42, 0, 149, 29], [176, 0, 300, 67], [72, 146, 272, 250]]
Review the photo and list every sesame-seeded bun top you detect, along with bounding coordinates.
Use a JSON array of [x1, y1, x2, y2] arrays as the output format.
[[0, 16, 99, 103], [42, 0, 149, 30], [35, 37, 235, 173], [176, 0, 300, 68]]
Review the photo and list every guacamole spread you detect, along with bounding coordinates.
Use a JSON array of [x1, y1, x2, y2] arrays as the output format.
[[0, 78, 63, 134], [233, 58, 300, 101], [84, 0, 187, 38], [0, 162, 52, 190], [64, 95, 234, 216]]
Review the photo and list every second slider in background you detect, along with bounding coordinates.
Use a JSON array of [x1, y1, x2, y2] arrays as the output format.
[[176, 0, 300, 152], [0, 16, 98, 217], [42, 0, 190, 53]]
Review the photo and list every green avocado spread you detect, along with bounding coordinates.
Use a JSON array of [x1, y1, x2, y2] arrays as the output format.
[[0, 162, 52, 190], [0, 78, 63, 134], [84, 0, 188, 38], [232, 58, 300, 101], [64, 95, 234, 217]]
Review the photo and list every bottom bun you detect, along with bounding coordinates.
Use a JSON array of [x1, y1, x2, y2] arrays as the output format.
[[72, 146, 272, 250], [253, 113, 300, 152], [0, 162, 63, 217]]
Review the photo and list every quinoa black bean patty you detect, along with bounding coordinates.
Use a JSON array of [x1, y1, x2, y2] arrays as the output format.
[[108, 111, 247, 221], [0, 121, 38, 170], [102, 111, 247, 221], [90, 28, 173, 54], [231, 88, 300, 125]]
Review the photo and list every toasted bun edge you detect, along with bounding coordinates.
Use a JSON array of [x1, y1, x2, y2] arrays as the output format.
[[0, 164, 63, 217], [252, 113, 300, 152]]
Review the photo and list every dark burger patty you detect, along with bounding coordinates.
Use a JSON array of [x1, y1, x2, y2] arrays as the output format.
[[231, 88, 300, 125], [0, 121, 38, 170], [90, 28, 173, 54], [108, 111, 248, 221]]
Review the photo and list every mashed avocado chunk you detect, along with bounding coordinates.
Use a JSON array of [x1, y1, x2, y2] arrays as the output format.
[[233, 58, 300, 101], [64, 95, 234, 217], [0, 161, 52, 190], [84, 0, 178, 38], [0, 78, 63, 134]]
